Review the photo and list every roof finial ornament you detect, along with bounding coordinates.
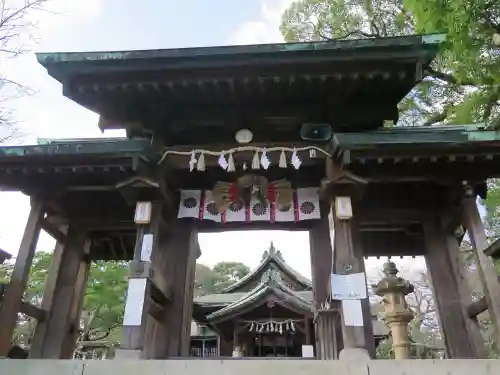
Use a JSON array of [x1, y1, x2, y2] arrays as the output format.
[[269, 241, 276, 255]]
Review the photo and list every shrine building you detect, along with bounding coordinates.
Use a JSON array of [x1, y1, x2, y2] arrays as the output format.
[[0, 33, 499, 362], [189, 243, 388, 358]]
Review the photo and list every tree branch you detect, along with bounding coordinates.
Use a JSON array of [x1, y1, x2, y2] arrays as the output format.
[[425, 67, 477, 86]]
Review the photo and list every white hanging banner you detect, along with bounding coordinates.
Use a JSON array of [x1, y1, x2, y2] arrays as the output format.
[[224, 201, 247, 222], [249, 196, 271, 222], [140, 234, 154, 262], [342, 299, 364, 327], [123, 278, 147, 326], [178, 190, 202, 219], [201, 190, 222, 222], [296, 188, 321, 220], [273, 203, 295, 222], [331, 272, 367, 300], [177, 188, 321, 223]]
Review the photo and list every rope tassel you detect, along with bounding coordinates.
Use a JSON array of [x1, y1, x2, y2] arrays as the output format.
[[196, 153, 205, 171], [227, 152, 236, 172], [251, 151, 260, 170], [278, 150, 287, 168]]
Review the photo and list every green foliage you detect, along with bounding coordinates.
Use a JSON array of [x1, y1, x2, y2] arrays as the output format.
[[280, 0, 500, 127], [0, 253, 250, 347], [82, 261, 129, 342], [195, 261, 250, 296]]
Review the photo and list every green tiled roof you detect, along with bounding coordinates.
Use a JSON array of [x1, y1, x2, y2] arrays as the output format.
[[37, 34, 444, 71], [195, 290, 314, 306], [220, 244, 312, 293], [206, 270, 312, 322]]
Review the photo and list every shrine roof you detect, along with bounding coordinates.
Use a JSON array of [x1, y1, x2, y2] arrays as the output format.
[[195, 290, 314, 307], [35, 34, 444, 136], [0, 249, 12, 264], [219, 243, 312, 293], [335, 124, 494, 148], [0, 124, 497, 162], [0, 138, 154, 161], [205, 269, 312, 323], [37, 34, 443, 75]]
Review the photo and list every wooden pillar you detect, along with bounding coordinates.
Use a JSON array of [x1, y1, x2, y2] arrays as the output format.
[[119, 205, 157, 358], [0, 197, 44, 357], [333, 210, 371, 354], [321, 158, 373, 358], [423, 214, 486, 358], [462, 192, 500, 349], [61, 248, 90, 358], [232, 328, 241, 357], [314, 310, 338, 359], [142, 219, 198, 358], [350, 217, 376, 357], [30, 225, 90, 358], [309, 215, 337, 359], [305, 317, 312, 345], [29, 226, 67, 357]]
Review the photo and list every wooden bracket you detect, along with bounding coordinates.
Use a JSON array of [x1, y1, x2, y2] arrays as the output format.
[[128, 261, 172, 304], [19, 301, 47, 322], [40, 219, 67, 244]]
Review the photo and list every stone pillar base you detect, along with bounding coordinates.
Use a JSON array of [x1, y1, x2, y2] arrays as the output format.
[[339, 348, 370, 362]]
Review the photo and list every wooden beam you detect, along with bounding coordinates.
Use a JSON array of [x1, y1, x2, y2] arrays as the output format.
[[128, 261, 173, 304], [423, 215, 486, 358], [467, 297, 488, 318], [149, 268, 173, 304], [37, 228, 88, 358], [19, 301, 47, 321], [0, 197, 44, 357], [462, 194, 500, 349], [40, 218, 67, 244], [30, 234, 67, 357], [148, 298, 165, 323]]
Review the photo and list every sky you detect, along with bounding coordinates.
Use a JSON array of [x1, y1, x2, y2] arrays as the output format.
[[0, 0, 423, 279]]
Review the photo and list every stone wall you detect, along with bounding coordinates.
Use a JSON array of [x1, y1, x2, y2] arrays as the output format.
[[1, 359, 499, 375]]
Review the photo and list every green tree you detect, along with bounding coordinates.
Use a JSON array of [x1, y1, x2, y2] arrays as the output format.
[[0, 252, 128, 347], [1, 0, 48, 139], [1, 253, 251, 348], [280, 0, 500, 127], [195, 261, 251, 296]]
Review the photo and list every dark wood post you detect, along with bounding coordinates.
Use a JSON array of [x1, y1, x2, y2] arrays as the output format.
[[423, 214, 486, 358], [118, 203, 156, 358], [309, 215, 338, 359], [462, 188, 500, 349], [160, 223, 199, 357], [0, 197, 44, 357], [30, 226, 67, 356], [333, 211, 370, 352], [323, 158, 373, 358], [30, 225, 90, 358]]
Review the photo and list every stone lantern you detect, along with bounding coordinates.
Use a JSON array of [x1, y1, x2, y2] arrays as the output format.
[[373, 261, 414, 359]]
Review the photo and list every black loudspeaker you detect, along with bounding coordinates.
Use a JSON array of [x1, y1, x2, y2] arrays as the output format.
[[300, 123, 332, 141]]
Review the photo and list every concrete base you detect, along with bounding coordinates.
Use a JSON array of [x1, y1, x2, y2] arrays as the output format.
[[339, 348, 371, 362], [0, 359, 499, 375], [113, 349, 141, 359]]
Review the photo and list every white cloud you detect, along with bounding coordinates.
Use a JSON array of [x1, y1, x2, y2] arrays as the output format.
[[228, 0, 295, 45]]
